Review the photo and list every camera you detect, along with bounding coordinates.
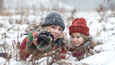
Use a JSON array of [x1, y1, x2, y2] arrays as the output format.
[[37, 31, 54, 48]]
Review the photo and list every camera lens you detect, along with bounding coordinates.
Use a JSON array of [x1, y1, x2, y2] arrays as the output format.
[[37, 31, 54, 48]]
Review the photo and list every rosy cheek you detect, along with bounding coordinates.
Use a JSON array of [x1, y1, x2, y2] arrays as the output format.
[[80, 41, 84, 44], [79, 38, 84, 44]]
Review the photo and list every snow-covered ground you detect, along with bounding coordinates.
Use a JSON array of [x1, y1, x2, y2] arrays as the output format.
[[0, 9, 115, 65]]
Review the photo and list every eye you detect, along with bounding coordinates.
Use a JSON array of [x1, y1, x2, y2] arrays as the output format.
[[76, 36, 80, 38], [58, 28, 63, 32], [71, 35, 75, 38], [50, 25, 56, 29]]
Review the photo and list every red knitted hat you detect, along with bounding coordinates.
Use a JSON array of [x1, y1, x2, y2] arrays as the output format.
[[69, 18, 89, 36]]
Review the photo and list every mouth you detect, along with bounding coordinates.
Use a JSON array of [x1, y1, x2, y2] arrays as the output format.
[[53, 35, 58, 40], [71, 43, 81, 47], [75, 44, 81, 47]]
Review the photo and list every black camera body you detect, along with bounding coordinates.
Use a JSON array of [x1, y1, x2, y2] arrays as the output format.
[[37, 31, 54, 48], [36, 30, 65, 48]]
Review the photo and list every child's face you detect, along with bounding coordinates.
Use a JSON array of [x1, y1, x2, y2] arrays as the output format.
[[46, 25, 64, 41], [70, 33, 85, 47]]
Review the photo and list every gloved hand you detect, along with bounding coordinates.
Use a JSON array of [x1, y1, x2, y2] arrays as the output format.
[[55, 38, 64, 47]]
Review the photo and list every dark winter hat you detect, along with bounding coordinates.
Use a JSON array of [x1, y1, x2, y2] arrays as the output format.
[[69, 18, 89, 36], [41, 12, 65, 30]]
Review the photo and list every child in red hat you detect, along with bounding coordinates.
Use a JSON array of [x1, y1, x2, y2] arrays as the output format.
[[69, 18, 96, 60]]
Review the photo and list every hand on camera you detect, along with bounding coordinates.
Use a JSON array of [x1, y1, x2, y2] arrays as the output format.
[[55, 38, 64, 47]]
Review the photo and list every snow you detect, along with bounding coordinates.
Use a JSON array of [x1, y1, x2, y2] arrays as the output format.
[[1, 3, 115, 65], [0, 58, 6, 65], [81, 51, 115, 65]]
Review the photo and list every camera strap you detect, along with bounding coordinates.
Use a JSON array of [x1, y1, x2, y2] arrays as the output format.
[[26, 32, 33, 48], [27, 32, 38, 48], [29, 32, 33, 42]]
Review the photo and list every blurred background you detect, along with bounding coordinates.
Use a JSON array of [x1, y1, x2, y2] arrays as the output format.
[[1, 0, 115, 10], [0, 0, 115, 65]]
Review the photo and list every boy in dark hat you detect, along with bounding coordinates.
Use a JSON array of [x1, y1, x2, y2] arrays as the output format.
[[20, 12, 67, 60]]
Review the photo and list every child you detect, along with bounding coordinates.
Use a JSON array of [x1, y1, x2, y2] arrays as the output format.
[[20, 12, 67, 60], [68, 18, 96, 60]]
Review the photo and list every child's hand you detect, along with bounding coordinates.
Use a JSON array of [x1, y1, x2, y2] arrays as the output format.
[[32, 32, 38, 46], [32, 32, 38, 38], [55, 38, 64, 47]]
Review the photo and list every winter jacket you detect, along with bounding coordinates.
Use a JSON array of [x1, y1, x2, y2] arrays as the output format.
[[19, 32, 67, 60], [69, 41, 93, 60]]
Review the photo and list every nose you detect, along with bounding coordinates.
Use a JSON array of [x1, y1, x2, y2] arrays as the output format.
[[71, 38, 79, 43], [54, 29, 60, 35], [52, 29, 61, 40]]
